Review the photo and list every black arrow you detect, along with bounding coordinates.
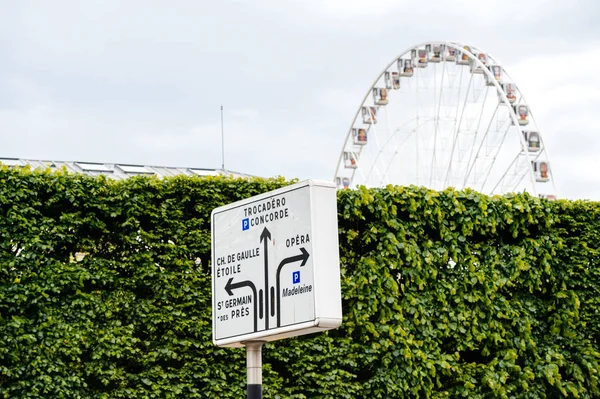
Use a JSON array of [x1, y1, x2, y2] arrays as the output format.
[[260, 227, 271, 330], [225, 277, 258, 332], [276, 247, 310, 327]]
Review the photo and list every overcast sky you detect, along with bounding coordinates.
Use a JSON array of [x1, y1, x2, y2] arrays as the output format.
[[1, 0, 599, 200]]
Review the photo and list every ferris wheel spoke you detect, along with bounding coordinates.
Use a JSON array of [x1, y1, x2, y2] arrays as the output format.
[[381, 106, 398, 185], [494, 153, 528, 194], [429, 60, 446, 187], [382, 150, 403, 185], [365, 127, 392, 186], [509, 151, 545, 192], [367, 113, 393, 184], [415, 57, 421, 185], [377, 121, 433, 184], [502, 157, 527, 193], [478, 122, 513, 191], [351, 150, 371, 185], [463, 101, 499, 187], [361, 146, 384, 186], [443, 65, 471, 187], [460, 85, 493, 186], [489, 152, 520, 193]]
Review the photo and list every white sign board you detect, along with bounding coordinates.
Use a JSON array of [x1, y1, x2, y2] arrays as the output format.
[[211, 180, 342, 347]]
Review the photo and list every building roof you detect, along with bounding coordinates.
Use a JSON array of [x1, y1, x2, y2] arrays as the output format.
[[0, 157, 255, 180]]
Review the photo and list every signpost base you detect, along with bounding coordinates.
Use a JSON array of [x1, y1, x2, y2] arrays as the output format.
[[245, 341, 264, 399]]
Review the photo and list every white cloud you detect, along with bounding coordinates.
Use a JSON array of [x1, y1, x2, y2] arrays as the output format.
[[290, 0, 402, 18], [277, 0, 556, 27], [1, 0, 598, 200]]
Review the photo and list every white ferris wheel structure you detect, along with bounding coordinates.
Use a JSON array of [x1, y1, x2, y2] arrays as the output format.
[[334, 41, 556, 199]]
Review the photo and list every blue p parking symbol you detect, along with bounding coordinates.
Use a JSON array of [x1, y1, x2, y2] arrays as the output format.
[[292, 271, 300, 284], [242, 218, 250, 231]]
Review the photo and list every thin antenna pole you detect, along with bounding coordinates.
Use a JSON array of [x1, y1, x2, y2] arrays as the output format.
[[221, 105, 225, 171]]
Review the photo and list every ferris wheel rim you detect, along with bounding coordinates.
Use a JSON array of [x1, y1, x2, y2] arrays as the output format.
[[334, 41, 555, 197], [334, 41, 534, 186]]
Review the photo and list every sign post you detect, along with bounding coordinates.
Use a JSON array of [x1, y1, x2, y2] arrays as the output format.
[[245, 341, 264, 399], [211, 180, 342, 397]]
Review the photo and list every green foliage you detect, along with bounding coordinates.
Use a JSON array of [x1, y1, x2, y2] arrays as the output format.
[[0, 167, 598, 398]]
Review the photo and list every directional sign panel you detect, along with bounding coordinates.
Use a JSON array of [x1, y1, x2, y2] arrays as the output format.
[[211, 180, 342, 347]]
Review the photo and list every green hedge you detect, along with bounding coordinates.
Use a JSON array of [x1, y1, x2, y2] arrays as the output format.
[[0, 167, 598, 398]]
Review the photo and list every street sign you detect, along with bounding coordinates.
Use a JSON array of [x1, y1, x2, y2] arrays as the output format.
[[211, 180, 342, 347]]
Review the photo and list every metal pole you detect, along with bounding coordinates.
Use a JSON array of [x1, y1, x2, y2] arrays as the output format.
[[245, 341, 264, 399], [220, 105, 225, 171]]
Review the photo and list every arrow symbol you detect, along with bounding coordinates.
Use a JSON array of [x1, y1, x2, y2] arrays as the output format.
[[260, 227, 271, 330], [276, 247, 310, 327], [225, 277, 258, 333]]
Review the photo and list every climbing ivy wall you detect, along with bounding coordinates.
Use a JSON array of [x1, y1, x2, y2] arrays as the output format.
[[0, 167, 598, 398]]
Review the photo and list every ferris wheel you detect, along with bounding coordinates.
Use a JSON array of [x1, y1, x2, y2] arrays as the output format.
[[334, 41, 556, 199]]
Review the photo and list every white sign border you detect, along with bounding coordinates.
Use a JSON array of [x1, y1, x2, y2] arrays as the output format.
[[211, 179, 342, 348]]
